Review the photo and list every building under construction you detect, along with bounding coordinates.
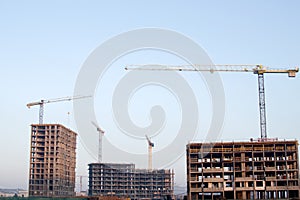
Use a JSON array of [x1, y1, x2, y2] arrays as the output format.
[[28, 124, 77, 197], [186, 139, 299, 200], [88, 163, 174, 199]]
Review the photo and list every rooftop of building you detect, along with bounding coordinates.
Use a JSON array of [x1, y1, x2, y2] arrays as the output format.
[[88, 162, 174, 173], [187, 138, 298, 146], [31, 123, 77, 135]]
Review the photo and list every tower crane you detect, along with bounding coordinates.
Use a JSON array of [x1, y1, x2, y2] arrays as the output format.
[[146, 135, 154, 170], [126, 64, 299, 140], [27, 95, 91, 124], [91, 121, 105, 163], [76, 175, 88, 193]]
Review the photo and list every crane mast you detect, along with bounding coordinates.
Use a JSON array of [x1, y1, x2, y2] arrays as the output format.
[[146, 135, 154, 170], [27, 95, 91, 124], [76, 175, 88, 193], [257, 73, 267, 140], [91, 121, 105, 163], [126, 64, 298, 140]]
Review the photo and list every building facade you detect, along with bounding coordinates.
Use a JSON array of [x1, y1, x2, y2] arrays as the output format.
[[88, 163, 174, 199], [28, 124, 77, 197], [186, 140, 299, 200]]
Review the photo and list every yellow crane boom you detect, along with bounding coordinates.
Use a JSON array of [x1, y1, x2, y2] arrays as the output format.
[[126, 64, 299, 140]]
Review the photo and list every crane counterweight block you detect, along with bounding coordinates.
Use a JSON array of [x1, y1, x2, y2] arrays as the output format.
[[288, 68, 299, 77], [26, 101, 43, 108]]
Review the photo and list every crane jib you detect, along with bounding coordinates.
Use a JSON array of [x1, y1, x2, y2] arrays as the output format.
[[26, 95, 92, 124], [125, 64, 298, 140]]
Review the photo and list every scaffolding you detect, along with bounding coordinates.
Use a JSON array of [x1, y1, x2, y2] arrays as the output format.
[[88, 163, 174, 199], [28, 124, 77, 197], [186, 140, 299, 200]]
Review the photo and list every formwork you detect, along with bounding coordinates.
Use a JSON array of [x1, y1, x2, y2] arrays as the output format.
[[28, 124, 77, 197], [88, 163, 174, 199], [186, 139, 299, 200]]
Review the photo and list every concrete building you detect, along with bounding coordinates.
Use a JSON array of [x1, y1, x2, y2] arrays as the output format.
[[28, 124, 77, 197], [88, 163, 174, 199], [186, 139, 299, 200]]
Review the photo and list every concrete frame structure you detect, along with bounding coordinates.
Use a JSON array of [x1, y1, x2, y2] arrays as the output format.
[[186, 140, 299, 200], [88, 163, 174, 199], [28, 124, 77, 197]]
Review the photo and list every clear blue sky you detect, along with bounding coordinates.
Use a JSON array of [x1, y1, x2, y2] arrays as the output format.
[[0, 0, 300, 190]]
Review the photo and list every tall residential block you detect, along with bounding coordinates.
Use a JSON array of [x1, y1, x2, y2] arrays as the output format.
[[28, 124, 77, 197], [186, 140, 299, 200], [88, 163, 174, 199]]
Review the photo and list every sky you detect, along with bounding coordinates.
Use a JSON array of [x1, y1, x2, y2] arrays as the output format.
[[0, 0, 300, 191]]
